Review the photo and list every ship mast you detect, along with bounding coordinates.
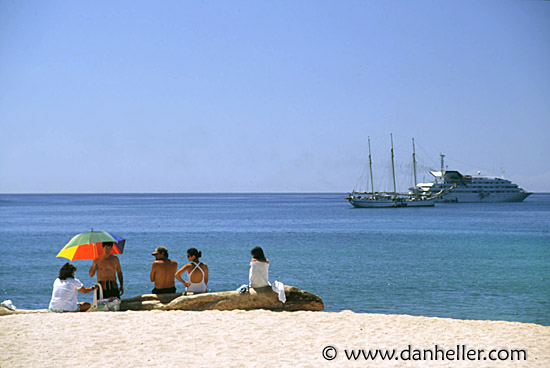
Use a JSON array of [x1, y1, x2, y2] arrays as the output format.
[[412, 138, 418, 199], [440, 153, 446, 183], [368, 136, 375, 195], [390, 134, 397, 199]]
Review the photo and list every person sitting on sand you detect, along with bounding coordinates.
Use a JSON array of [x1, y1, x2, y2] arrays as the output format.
[[150, 246, 178, 294], [49, 263, 98, 312], [89, 242, 124, 299], [249, 246, 270, 288], [175, 248, 208, 293]]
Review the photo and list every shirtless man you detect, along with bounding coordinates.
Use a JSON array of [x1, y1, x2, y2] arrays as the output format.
[[150, 246, 178, 294], [89, 242, 124, 298]]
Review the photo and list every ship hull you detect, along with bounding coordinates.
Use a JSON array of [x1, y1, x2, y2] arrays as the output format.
[[348, 197, 406, 208], [406, 197, 437, 207], [348, 196, 436, 208], [436, 190, 531, 203]]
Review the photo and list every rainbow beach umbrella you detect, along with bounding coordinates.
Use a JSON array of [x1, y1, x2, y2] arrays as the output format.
[[56, 230, 126, 261]]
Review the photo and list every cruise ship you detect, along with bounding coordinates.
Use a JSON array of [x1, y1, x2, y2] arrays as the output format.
[[413, 155, 532, 203]]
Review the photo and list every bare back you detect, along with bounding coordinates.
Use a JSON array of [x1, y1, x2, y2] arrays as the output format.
[[188, 262, 208, 283], [150, 259, 178, 289], [175, 262, 209, 286]]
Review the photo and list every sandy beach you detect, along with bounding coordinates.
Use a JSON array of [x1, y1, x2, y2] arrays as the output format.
[[1, 310, 548, 367]]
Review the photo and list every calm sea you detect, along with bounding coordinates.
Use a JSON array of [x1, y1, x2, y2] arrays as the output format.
[[1, 193, 548, 325]]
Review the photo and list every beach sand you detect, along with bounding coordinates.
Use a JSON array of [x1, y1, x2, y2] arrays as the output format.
[[1, 310, 548, 367]]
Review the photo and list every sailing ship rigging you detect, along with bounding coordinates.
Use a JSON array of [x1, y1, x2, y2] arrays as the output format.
[[346, 135, 451, 208]]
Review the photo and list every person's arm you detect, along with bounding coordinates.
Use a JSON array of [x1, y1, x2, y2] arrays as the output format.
[[172, 261, 178, 282], [116, 258, 124, 295], [89, 259, 97, 277], [204, 264, 209, 287], [79, 285, 97, 294], [150, 263, 156, 283], [175, 264, 190, 287]]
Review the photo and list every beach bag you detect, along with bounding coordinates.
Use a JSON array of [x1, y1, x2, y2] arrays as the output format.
[[92, 283, 121, 311], [236, 284, 249, 294]]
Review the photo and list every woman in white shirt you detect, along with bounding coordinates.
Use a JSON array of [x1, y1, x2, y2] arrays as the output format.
[[249, 246, 270, 288], [49, 263, 97, 312]]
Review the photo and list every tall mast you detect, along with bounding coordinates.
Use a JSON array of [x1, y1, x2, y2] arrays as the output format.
[[390, 134, 397, 198], [368, 137, 375, 194], [412, 138, 418, 198], [440, 153, 446, 183]]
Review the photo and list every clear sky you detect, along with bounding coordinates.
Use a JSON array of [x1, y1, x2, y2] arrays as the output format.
[[1, 1, 548, 193]]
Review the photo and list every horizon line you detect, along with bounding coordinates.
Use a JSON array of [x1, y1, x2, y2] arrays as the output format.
[[0, 191, 352, 195]]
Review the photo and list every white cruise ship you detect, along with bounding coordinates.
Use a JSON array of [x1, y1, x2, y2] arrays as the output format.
[[413, 155, 531, 203]]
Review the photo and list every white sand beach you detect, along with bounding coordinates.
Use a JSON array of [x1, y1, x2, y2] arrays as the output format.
[[1, 310, 549, 367]]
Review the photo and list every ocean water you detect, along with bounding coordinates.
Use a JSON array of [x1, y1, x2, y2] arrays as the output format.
[[0, 193, 548, 325]]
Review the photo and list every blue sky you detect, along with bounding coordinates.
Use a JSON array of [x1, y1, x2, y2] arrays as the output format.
[[1, 1, 548, 193]]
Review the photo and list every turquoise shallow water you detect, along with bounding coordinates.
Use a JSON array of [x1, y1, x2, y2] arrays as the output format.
[[1, 193, 549, 325]]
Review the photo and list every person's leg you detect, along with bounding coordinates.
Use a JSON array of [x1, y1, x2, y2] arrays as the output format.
[[78, 302, 91, 312], [103, 281, 120, 298]]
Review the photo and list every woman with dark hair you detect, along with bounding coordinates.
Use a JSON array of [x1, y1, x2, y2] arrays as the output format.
[[249, 246, 270, 288], [175, 248, 209, 293], [49, 263, 97, 312]]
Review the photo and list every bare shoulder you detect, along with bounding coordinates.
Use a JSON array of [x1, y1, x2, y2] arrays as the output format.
[[251, 259, 268, 264]]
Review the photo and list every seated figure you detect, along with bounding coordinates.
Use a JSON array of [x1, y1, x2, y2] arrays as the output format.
[[249, 246, 270, 288], [150, 246, 178, 294], [49, 263, 97, 312], [175, 248, 209, 293]]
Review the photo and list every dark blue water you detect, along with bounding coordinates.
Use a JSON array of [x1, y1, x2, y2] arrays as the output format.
[[1, 193, 548, 325]]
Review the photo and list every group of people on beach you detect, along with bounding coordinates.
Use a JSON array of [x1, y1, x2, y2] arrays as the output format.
[[48, 244, 270, 313]]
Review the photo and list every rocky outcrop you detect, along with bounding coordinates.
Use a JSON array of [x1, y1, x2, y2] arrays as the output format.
[[0, 306, 48, 316], [120, 285, 324, 312]]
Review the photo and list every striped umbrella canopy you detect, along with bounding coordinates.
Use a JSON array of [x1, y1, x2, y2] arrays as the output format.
[[56, 230, 126, 261]]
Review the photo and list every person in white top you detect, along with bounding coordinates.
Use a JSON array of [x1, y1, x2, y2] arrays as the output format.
[[49, 263, 97, 312], [175, 248, 209, 293], [249, 246, 270, 288]]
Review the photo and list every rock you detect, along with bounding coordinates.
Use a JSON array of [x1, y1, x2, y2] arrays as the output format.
[[0, 305, 48, 316], [121, 293, 184, 311], [120, 285, 323, 312]]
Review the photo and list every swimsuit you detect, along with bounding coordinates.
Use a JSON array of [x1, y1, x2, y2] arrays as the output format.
[[187, 262, 207, 293], [95, 280, 120, 299], [152, 286, 177, 294]]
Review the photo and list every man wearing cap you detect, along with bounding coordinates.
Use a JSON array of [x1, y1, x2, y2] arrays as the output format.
[[150, 246, 178, 294]]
